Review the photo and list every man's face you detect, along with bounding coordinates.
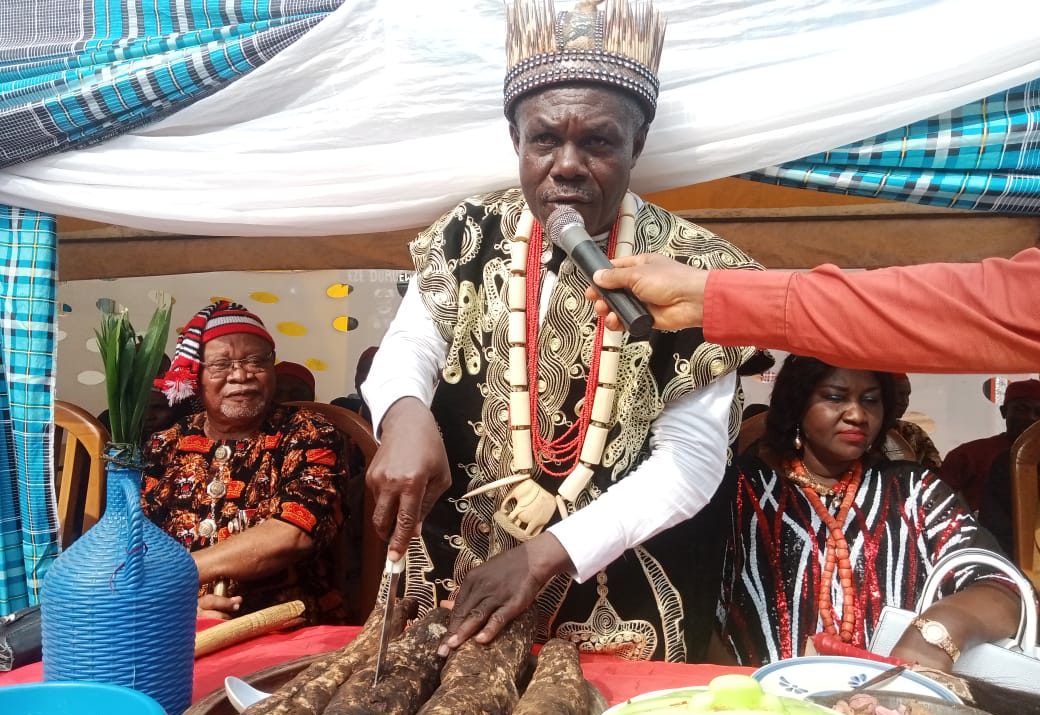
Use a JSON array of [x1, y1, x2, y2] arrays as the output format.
[[200, 333, 276, 422], [1002, 398, 1040, 442], [510, 85, 647, 236]]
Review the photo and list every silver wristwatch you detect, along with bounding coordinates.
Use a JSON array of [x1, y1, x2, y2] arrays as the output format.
[[911, 617, 961, 662]]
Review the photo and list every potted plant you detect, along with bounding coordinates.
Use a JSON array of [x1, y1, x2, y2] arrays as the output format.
[[40, 295, 198, 715]]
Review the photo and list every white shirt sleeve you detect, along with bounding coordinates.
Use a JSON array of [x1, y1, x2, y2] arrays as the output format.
[[547, 371, 736, 583], [360, 276, 447, 438], [362, 250, 735, 582]]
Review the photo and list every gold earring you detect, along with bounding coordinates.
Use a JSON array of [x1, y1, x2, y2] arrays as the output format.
[[793, 427, 803, 451]]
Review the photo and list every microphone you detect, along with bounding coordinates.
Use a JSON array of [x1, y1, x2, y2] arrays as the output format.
[[546, 206, 653, 338]]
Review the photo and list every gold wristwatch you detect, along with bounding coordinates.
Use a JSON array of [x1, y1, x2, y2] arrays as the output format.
[[911, 617, 960, 662]]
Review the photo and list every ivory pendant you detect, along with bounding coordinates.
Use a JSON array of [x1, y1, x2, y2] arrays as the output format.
[[508, 276, 526, 309], [508, 311, 526, 344], [511, 429, 534, 471], [579, 424, 610, 465], [509, 390, 531, 425], [591, 386, 615, 424], [597, 350, 620, 386], [602, 329, 625, 349], [515, 211, 534, 241], [557, 463, 596, 502], [493, 478, 556, 541], [510, 242, 528, 271], [508, 347, 528, 386]]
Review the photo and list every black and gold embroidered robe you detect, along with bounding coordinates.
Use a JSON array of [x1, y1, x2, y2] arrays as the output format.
[[401, 188, 759, 662]]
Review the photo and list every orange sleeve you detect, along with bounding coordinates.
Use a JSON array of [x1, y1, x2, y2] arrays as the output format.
[[703, 248, 1040, 374]]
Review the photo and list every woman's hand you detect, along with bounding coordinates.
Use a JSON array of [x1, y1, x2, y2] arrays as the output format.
[[366, 397, 452, 561], [889, 581, 1021, 672]]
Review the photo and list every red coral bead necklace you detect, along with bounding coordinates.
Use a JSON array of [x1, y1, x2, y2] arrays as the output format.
[[786, 458, 863, 643]]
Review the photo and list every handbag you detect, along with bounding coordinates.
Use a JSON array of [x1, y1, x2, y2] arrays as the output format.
[[0, 604, 42, 671], [868, 548, 1040, 693]]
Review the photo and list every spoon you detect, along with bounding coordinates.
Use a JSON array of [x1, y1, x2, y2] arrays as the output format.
[[224, 676, 271, 713]]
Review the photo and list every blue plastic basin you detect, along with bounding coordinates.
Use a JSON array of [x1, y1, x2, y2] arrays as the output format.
[[0, 681, 167, 714]]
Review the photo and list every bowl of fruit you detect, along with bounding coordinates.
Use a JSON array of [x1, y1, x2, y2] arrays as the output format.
[[605, 674, 842, 715]]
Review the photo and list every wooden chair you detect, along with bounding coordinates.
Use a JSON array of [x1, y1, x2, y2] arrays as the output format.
[[54, 400, 110, 549], [1010, 420, 1040, 584], [285, 400, 382, 623], [736, 411, 768, 456], [882, 428, 916, 461]]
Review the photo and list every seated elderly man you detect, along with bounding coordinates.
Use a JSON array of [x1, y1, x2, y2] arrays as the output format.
[[144, 301, 355, 624]]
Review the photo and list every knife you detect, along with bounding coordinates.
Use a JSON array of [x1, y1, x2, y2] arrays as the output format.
[[372, 554, 405, 685], [849, 664, 908, 694]]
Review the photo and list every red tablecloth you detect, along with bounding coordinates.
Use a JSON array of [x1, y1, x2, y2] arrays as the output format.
[[0, 625, 752, 706]]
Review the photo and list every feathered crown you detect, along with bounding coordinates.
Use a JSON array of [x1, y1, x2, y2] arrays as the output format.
[[504, 0, 666, 121]]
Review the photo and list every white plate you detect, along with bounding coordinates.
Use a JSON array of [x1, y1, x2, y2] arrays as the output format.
[[602, 685, 843, 715], [752, 656, 962, 703]]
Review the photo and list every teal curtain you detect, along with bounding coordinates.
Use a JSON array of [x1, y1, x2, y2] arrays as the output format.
[[0, 0, 339, 614], [747, 79, 1040, 212], [0, 209, 57, 611], [1, 0, 340, 168]]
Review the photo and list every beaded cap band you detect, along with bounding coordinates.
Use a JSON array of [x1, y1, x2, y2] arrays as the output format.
[[504, 0, 666, 121]]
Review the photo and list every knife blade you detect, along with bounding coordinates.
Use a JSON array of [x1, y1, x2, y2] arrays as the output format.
[[849, 664, 908, 694], [373, 554, 405, 685]]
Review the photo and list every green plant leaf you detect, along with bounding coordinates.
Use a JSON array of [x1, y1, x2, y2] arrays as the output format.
[[95, 295, 173, 463], [126, 295, 173, 446]]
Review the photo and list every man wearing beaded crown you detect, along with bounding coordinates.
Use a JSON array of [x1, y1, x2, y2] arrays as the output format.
[[363, 0, 760, 662]]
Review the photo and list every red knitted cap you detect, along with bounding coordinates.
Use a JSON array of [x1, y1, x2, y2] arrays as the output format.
[[274, 361, 315, 392], [1006, 379, 1040, 404], [155, 301, 274, 404]]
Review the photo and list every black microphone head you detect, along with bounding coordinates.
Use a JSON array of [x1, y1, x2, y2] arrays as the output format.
[[546, 206, 585, 249]]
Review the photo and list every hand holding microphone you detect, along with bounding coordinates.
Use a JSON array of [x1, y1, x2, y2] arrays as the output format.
[[546, 206, 653, 337]]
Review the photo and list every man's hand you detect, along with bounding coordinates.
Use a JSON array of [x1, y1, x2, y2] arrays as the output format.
[[197, 593, 242, 620], [367, 397, 452, 561], [437, 533, 573, 656], [586, 253, 709, 332]]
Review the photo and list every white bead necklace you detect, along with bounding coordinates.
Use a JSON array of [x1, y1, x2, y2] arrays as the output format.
[[465, 193, 638, 541]]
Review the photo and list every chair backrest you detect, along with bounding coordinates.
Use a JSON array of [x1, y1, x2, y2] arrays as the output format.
[[1010, 420, 1040, 578], [737, 411, 768, 456], [54, 400, 110, 549], [285, 401, 381, 623], [882, 428, 916, 462]]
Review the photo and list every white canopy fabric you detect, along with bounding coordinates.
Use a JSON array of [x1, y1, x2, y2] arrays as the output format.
[[1, 0, 1039, 236]]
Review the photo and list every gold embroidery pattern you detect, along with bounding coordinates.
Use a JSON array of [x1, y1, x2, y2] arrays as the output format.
[[633, 545, 685, 662], [555, 572, 658, 660], [398, 536, 437, 616]]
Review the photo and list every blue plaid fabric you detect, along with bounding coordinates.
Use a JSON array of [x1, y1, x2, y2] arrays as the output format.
[[0, 0, 341, 169], [747, 79, 1040, 213], [0, 207, 57, 613], [0, 0, 340, 615]]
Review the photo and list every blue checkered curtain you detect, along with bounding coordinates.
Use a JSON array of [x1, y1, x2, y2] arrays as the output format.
[[0, 0, 339, 613], [1, 0, 341, 168], [0, 209, 57, 612], [748, 79, 1040, 213]]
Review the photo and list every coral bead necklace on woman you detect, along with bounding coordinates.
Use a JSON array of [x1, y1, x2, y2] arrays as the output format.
[[716, 355, 1022, 669]]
